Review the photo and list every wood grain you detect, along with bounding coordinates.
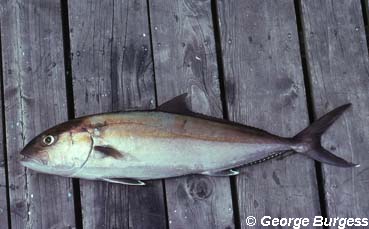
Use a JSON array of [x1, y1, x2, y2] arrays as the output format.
[[301, 0, 369, 219], [68, 0, 166, 228], [0, 0, 76, 228], [217, 0, 321, 227], [149, 0, 235, 228], [1, 0, 368, 227], [0, 60, 9, 229]]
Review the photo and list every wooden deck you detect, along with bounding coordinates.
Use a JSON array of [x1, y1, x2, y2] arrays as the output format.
[[0, 0, 368, 228]]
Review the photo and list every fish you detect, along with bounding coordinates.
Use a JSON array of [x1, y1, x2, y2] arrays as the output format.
[[19, 94, 359, 185]]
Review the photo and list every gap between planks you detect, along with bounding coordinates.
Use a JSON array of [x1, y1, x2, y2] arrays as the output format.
[[146, 1, 170, 229], [361, 0, 369, 57], [60, 0, 83, 228], [294, 0, 328, 223], [0, 22, 12, 229], [210, 0, 241, 228]]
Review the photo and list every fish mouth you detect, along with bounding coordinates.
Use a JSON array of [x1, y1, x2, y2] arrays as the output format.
[[19, 154, 76, 176], [19, 147, 49, 165], [19, 156, 30, 164], [19, 155, 43, 167]]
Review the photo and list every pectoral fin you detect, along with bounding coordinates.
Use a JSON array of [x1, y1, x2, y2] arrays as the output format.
[[94, 146, 123, 159], [201, 169, 239, 177], [101, 178, 146, 186]]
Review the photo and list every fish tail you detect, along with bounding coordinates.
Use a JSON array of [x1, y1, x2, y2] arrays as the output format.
[[291, 103, 359, 167]]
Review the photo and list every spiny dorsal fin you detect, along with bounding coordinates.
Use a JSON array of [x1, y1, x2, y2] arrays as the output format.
[[157, 93, 193, 115], [94, 146, 123, 159], [102, 178, 146, 186]]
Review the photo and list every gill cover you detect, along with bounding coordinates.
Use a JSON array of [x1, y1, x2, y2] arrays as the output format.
[[20, 119, 94, 176]]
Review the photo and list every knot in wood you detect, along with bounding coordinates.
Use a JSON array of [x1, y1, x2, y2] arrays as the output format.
[[187, 176, 213, 200]]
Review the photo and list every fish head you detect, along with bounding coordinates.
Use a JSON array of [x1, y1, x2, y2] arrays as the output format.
[[19, 118, 93, 177]]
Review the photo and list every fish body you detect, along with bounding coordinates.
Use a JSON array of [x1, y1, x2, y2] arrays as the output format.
[[71, 111, 291, 180], [20, 94, 358, 185]]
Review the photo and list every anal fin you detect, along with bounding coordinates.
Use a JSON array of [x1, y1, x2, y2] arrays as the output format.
[[201, 169, 239, 177], [101, 178, 146, 186]]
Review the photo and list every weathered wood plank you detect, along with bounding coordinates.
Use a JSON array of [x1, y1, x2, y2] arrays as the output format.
[[68, 0, 167, 228], [217, 0, 321, 227], [301, 0, 369, 219], [149, 0, 234, 228], [0, 0, 76, 228], [0, 72, 9, 229]]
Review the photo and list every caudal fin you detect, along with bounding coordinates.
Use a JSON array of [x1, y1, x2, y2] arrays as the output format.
[[292, 104, 359, 167]]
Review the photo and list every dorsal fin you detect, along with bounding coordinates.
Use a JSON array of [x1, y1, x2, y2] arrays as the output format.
[[157, 93, 273, 136], [157, 93, 193, 115]]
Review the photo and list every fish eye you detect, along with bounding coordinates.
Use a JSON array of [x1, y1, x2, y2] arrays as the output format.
[[43, 135, 55, 146]]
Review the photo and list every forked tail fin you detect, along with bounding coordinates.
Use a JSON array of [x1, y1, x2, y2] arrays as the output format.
[[292, 104, 359, 167]]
